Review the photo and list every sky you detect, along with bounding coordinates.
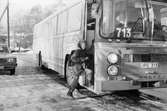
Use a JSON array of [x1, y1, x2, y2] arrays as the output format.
[[0, 0, 79, 16], [0, 0, 61, 28], [10, 0, 60, 14], [10, 0, 78, 11], [10, 0, 60, 10], [0, 0, 76, 15], [0, 0, 78, 27]]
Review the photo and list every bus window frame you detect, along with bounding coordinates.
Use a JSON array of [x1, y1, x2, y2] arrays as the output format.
[[99, 0, 155, 40], [33, 0, 85, 39], [99, 0, 118, 39], [57, 12, 68, 34], [67, 2, 83, 33], [55, 1, 84, 35]]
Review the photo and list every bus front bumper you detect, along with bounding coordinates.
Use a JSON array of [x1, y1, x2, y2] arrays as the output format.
[[95, 80, 167, 93]]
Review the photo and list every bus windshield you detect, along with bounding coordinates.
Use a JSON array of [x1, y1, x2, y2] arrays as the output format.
[[152, 1, 167, 41], [100, 0, 167, 41]]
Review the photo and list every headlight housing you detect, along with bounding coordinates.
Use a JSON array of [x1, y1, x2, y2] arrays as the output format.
[[107, 53, 119, 64], [107, 65, 118, 76], [8, 58, 14, 62]]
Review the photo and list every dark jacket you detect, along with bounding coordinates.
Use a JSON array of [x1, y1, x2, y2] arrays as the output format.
[[69, 49, 88, 66]]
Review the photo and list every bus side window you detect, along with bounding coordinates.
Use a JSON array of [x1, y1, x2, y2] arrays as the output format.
[[68, 3, 82, 32], [86, 2, 97, 49], [57, 12, 68, 34], [87, 3, 98, 30]]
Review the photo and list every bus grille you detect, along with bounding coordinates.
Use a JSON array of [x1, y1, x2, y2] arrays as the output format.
[[141, 81, 158, 88], [123, 54, 167, 62], [0, 59, 7, 63]]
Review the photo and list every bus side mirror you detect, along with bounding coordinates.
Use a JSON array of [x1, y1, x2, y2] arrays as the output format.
[[91, 3, 99, 18]]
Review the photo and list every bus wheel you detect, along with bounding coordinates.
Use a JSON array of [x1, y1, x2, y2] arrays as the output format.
[[130, 90, 141, 96], [38, 51, 43, 68], [65, 60, 73, 86], [10, 69, 15, 75], [64, 55, 68, 81]]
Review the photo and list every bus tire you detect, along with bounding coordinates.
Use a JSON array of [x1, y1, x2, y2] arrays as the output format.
[[130, 90, 140, 96], [10, 69, 15, 75], [38, 51, 43, 69], [64, 55, 70, 80], [64, 55, 69, 81], [65, 57, 73, 86]]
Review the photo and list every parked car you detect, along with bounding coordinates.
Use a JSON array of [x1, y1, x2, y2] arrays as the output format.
[[0, 45, 17, 75]]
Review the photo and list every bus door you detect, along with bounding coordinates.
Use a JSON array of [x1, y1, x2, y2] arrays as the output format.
[[80, 1, 98, 88], [86, 1, 96, 49]]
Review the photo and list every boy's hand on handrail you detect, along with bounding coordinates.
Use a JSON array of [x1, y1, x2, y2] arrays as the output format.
[[85, 57, 89, 60], [81, 57, 89, 62]]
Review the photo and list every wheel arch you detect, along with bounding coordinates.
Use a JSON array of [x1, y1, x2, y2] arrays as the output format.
[[38, 50, 44, 68], [64, 54, 70, 80]]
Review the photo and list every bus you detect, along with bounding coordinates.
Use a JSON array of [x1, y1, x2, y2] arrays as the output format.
[[33, 0, 167, 94]]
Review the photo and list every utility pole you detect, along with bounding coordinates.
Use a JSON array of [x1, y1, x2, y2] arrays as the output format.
[[0, 0, 10, 50], [7, 0, 10, 49]]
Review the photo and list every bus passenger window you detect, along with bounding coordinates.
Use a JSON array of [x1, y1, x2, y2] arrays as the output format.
[[68, 3, 82, 32], [87, 3, 97, 30], [57, 12, 68, 34]]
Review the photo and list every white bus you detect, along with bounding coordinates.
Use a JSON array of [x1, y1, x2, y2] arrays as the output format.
[[33, 0, 167, 94]]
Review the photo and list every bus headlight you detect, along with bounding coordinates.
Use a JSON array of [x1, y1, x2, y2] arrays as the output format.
[[107, 65, 118, 76], [8, 58, 14, 62], [107, 53, 118, 64]]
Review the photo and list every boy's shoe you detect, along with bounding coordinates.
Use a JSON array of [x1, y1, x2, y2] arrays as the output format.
[[67, 92, 75, 99]]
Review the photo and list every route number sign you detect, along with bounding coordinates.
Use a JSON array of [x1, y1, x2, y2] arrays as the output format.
[[116, 27, 132, 38]]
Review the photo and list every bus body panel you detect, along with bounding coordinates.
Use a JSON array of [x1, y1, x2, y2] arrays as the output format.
[[94, 42, 167, 92], [33, 0, 167, 94]]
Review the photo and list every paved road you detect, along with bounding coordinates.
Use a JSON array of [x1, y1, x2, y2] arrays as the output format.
[[0, 51, 166, 111]]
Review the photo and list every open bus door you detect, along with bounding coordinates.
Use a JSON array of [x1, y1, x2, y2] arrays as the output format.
[[78, 1, 99, 90]]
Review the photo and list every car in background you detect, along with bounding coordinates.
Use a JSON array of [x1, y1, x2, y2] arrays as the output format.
[[0, 45, 17, 75]]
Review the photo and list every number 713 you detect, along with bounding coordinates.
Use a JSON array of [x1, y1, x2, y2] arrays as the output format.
[[116, 28, 131, 38]]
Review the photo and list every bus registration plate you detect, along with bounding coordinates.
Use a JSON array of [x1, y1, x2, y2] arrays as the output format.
[[0, 66, 4, 69], [141, 63, 159, 68]]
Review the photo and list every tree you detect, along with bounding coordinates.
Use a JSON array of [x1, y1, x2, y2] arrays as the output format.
[[11, 2, 65, 50], [11, 5, 44, 50]]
